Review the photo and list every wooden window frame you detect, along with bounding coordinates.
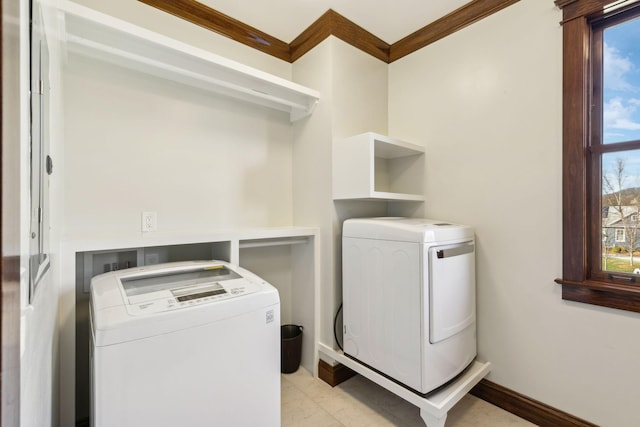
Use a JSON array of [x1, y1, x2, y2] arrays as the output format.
[[555, 0, 640, 313]]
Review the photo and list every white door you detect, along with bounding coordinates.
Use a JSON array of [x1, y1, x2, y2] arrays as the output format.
[[428, 241, 475, 344]]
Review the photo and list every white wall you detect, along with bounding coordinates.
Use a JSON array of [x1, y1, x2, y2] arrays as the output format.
[[62, 0, 300, 238], [62, 54, 294, 238], [292, 37, 388, 351], [389, 1, 640, 425], [59, 0, 301, 238]]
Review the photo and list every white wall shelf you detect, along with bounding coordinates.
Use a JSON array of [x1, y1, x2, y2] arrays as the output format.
[[333, 132, 425, 201], [57, 1, 320, 122]]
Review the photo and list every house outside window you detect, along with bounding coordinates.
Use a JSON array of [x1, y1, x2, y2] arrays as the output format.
[[556, 0, 640, 313]]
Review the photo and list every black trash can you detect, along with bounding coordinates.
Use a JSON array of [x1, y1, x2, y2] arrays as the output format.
[[281, 324, 303, 374]]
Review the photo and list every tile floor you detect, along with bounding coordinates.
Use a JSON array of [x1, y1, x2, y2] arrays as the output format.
[[281, 368, 536, 427]]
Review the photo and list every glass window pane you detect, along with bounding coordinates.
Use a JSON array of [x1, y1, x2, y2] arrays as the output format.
[[602, 150, 640, 272], [603, 16, 640, 144]]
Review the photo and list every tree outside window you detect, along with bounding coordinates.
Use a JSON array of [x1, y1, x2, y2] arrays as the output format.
[[596, 13, 640, 275]]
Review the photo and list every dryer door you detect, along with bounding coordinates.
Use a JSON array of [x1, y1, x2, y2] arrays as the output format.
[[428, 241, 475, 344]]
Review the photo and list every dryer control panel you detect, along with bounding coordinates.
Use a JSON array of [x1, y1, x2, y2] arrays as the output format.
[[117, 264, 261, 316]]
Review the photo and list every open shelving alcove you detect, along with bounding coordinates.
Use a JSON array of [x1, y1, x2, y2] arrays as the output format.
[[333, 132, 425, 201], [60, 228, 320, 424]]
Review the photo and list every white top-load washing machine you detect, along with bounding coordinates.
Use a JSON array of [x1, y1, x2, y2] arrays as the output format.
[[90, 260, 280, 427], [342, 217, 476, 395]]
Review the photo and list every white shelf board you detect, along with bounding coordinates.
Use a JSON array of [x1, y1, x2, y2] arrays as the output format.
[[60, 226, 319, 253], [372, 134, 425, 159], [319, 343, 491, 424], [58, 1, 319, 122], [334, 191, 425, 202], [370, 191, 424, 201]]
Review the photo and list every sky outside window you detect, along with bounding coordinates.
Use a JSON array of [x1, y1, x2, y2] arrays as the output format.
[[600, 15, 640, 273], [603, 16, 640, 144]]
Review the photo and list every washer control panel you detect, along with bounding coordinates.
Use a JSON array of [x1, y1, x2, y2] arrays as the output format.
[[118, 263, 261, 316]]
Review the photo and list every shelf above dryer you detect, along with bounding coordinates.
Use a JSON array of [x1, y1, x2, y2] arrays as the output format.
[[333, 132, 425, 201], [57, 1, 320, 122]]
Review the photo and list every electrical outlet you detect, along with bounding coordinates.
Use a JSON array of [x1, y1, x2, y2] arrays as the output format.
[[141, 211, 157, 232]]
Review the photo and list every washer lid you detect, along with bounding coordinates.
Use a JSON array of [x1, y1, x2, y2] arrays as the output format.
[[90, 261, 279, 346], [342, 217, 474, 243]]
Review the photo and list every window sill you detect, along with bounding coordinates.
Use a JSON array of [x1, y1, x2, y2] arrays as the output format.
[[556, 278, 640, 313]]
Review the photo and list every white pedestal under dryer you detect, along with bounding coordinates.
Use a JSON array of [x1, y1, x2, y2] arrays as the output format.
[[342, 217, 476, 395], [90, 260, 280, 427]]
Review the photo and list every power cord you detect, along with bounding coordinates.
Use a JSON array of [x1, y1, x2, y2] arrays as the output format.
[[333, 302, 344, 351]]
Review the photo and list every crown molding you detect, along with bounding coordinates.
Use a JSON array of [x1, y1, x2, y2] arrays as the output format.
[[138, 0, 291, 61], [390, 0, 520, 62], [139, 0, 521, 63], [555, 0, 580, 7], [289, 9, 390, 63], [288, 10, 334, 63]]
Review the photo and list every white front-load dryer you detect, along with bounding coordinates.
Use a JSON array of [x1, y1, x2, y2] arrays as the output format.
[[342, 217, 476, 395], [90, 260, 280, 427]]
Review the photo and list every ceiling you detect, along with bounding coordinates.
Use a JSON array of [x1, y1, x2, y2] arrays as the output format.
[[197, 0, 473, 44]]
